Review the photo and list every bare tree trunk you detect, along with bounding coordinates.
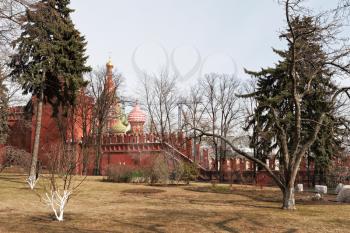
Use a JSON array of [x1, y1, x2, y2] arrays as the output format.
[[82, 143, 89, 175], [28, 87, 43, 189], [81, 110, 90, 175], [94, 130, 102, 175], [282, 183, 296, 210]]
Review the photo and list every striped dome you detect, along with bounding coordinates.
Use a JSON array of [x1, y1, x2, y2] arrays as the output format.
[[128, 104, 146, 123]]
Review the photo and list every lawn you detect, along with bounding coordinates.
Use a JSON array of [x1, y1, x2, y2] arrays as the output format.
[[0, 174, 349, 233]]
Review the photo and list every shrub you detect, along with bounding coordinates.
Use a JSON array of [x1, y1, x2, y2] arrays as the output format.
[[104, 157, 200, 185], [130, 170, 146, 183], [170, 160, 185, 184], [105, 164, 134, 183], [181, 162, 199, 184], [0, 146, 31, 173], [143, 155, 169, 185]]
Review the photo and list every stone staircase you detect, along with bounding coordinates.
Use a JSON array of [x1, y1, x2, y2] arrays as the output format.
[[162, 142, 210, 179]]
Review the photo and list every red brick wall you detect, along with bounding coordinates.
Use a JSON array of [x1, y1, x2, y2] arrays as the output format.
[[7, 101, 211, 175], [98, 151, 163, 175]]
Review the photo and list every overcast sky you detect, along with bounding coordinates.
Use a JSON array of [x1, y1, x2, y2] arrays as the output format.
[[70, 0, 342, 96]]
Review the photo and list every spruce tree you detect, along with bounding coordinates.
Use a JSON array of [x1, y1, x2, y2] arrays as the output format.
[[246, 17, 349, 183], [244, 16, 350, 209], [9, 0, 90, 188], [48, 0, 90, 110]]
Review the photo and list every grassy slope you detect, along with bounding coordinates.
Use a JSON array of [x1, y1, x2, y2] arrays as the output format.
[[0, 174, 349, 233]]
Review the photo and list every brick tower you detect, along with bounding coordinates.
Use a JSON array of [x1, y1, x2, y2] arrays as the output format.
[[105, 59, 128, 134]]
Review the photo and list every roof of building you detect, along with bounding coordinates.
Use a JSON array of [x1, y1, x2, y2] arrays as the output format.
[[111, 119, 128, 134], [128, 103, 146, 123]]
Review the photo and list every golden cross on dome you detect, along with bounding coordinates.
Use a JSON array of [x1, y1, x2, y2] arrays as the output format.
[[107, 52, 113, 67]]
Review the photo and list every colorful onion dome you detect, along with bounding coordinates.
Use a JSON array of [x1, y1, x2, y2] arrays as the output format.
[[128, 103, 146, 123], [111, 119, 127, 134]]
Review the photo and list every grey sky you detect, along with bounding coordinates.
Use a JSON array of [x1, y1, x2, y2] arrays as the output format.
[[70, 0, 341, 95]]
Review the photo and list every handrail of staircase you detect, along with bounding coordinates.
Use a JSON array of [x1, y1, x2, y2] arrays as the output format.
[[162, 142, 208, 172]]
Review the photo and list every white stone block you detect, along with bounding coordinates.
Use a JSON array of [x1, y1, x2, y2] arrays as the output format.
[[314, 193, 322, 200], [296, 184, 303, 192], [315, 185, 327, 194], [335, 183, 344, 194], [336, 187, 350, 203], [275, 160, 280, 171]]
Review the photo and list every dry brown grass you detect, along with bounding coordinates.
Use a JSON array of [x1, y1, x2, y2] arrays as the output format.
[[0, 174, 349, 233]]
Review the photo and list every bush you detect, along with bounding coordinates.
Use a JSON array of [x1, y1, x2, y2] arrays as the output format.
[[130, 170, 146, 183], [170, 160, 185, 184], [182, 162, 199, 184], [103, 157, 200, 185], [143, 156, 169, 185], [105, 164, 134, 183], [168, 161, 199, 185], [0, 146, 31, 172]]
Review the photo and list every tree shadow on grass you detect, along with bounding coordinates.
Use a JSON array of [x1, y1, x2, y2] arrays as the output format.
[[0, 207, 15, 213], [187, 198, 281, 210], [30, 213, 82, 222], [185, 186, 345, 207], [184, 186, 283, 209], [130, 209, 216, 232], [284, 229, 298, 233], [327, 218, 350, 227], [0, 174, 26, 177], [26, 213, 120, 233], [186, 186, 280, 199], [121, 188, 166, 195], [215, 212, 287, 232], [140, 190, 281, 212], [146, 183, 191, 188], [0, 175, 27, 184], [215, 216, 241, 233], [0, 211, 117, 233], [112, 219, 166, 233], [138, 209, 268, 233]]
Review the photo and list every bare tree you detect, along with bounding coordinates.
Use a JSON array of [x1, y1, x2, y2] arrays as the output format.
[[182, 86, 205, 132], [195, 73, 241, 179], [181, 85, 206, 161], [37, 143, 86, 222], [140, 70, 178, 139], [241, 78, 259, 181], [0, 0, 35, 101], [75, 89, 94, 174], [0, 0, 34, 53], [0, 1, 33, 146]]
